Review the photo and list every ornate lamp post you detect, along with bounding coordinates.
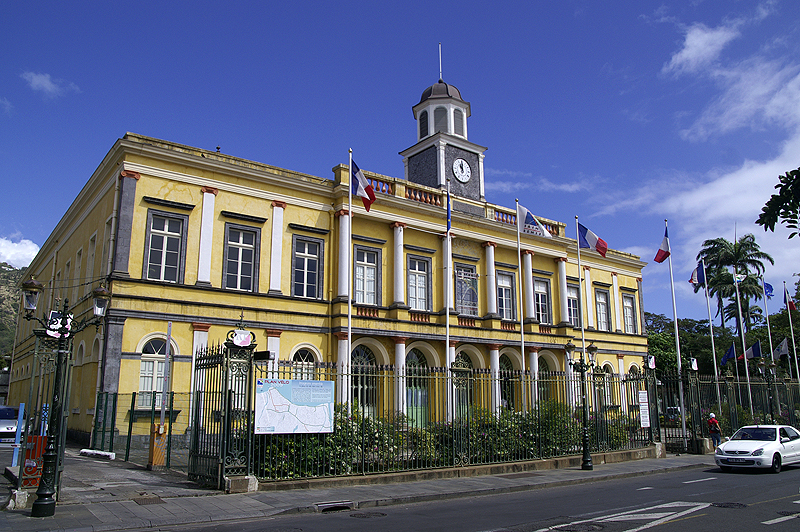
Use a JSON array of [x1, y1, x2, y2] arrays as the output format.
[[566, 340, 596, 470], [757, 359, 777, 423], [21, 277, 110, 518]]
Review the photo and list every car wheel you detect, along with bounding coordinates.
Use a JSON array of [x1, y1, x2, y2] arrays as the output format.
[[719, 465, 732, 473], [770, 454, 781, 474]]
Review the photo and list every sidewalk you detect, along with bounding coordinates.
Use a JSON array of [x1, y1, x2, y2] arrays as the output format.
[[1, 444, 715, 532]]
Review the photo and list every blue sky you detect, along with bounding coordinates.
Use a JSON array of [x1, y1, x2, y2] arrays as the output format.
[[1, 0, 799, 322]]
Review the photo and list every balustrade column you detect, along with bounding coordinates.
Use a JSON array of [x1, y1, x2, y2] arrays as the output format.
[[484, 242, 498, 317]]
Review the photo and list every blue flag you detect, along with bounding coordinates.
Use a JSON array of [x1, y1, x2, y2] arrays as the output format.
[[764, 282, 774, 299], [721, 344, 735, 366], [744, 340, 762, 359]]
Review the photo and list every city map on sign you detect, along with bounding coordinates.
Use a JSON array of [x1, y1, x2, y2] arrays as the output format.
[[254, 379, 334, 434]]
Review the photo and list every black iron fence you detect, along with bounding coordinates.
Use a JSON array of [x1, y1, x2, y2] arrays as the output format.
[[84, 364, 800, 488]]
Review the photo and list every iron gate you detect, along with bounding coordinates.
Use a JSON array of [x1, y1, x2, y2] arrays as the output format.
[[188, 327, 256, 489]]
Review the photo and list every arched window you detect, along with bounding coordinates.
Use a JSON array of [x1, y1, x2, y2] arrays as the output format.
[[138, 337, 174, 408], [292, 349, 316, 380], [499, 354, 514, 410], [453, 108, 464, 136], [406, 349, 429, 427], [419, 110, 428, 139], [352, 345, 377, 418], [75, 343, 84, 366], [434, 107, 448, 134]]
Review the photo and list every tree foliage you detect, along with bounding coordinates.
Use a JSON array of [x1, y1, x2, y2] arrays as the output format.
[[757, 167, 800, 239]]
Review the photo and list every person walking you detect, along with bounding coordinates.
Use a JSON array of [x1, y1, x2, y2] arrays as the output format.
[[708, 413, 721, 447]]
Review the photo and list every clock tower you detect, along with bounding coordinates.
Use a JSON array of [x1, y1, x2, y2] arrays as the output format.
[[400, 79, 486, 202]]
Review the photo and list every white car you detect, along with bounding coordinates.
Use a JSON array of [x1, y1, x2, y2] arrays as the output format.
[[0, 406, 19, 446], [715, 424, 800, 473]]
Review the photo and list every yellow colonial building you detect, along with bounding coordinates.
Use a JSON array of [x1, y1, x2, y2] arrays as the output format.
[[10, 79, 648, 442]]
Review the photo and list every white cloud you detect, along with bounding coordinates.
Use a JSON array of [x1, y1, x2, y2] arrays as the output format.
[[485, 169, 592, 194], [663, 22, 741, 76], [0, 97, 11, 114], [0, 237, 40, 268], [20, 71, 80, 99]]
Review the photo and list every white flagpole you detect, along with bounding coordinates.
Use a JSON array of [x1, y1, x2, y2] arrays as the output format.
[[734, 272, 754, 419], [516, 200, 528, 412], [347, 149, 354, 414], [575, 216, 587, 401], [701, 258, 722, 417], [786, 281, 800, 390], [762, 279, 775, 363], [445, 177, 453, 422], [664, 219, 687, 451]]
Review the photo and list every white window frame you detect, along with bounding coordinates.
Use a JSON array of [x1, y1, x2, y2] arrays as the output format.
[[408, 255, 430, 311], [354, 245, 381, 306], [622, 293, 637, 334], [223, 223, 260, 292], [143, 210, 189, 283], [567, 284, 581, 328], [497, 271, 515, 320], [534, 278, 551, 324], [292, 235, 324, 299], [595, 288, 610, 331]]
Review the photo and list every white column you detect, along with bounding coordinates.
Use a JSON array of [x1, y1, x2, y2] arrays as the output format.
[[196, 187, 217, 286], [618, 354, 628, 413], [489, 344, 501, 413], [522, 251, 534, 321], [612, 272, 622, 332], [337, 210, 350, 299], [190, 323, 211, 426], [528, 347, 539, 406], [557, 258, 569, 325], [442, 235, 452, 310], [394, 338, 407, 414], [268, 201, 286, 294], [391, 223, 406, 307], [584, 266, 595, 329], [265, 330, 281, 378], [484, 242, 498, 316], [336, 333, 350, 404]]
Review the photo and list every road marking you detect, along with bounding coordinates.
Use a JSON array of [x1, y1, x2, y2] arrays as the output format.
[[762, 514, 800, 525], [682, 477, 716, 484], [534, 501, 710, 532], [637, 487, 654, 490]]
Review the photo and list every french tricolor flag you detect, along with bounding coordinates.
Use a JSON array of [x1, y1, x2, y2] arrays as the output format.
[[654, 227, 670, 263], [351, 159, 376, 212], [578, 223, 607, 257]]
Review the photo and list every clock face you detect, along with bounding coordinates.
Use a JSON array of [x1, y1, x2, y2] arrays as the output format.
[[453, 158, 471, 183]]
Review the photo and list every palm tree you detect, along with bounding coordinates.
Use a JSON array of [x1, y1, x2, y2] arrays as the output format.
[[696, 234, 774, 331]]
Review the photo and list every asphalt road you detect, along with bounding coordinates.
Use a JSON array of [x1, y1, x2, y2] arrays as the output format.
[[147, 465, 800, 532]]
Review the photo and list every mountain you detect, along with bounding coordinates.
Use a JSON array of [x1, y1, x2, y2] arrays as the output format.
[[0, 262, 25, 363]]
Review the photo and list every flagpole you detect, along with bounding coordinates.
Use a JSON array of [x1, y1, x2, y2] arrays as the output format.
[[445, 177, 453, 423], [734, 271, 754, 419], [786, 281, 800, 391], [762, 279, 775, 363], [515, 200, 528, 412], [574, 215, 592, 470], [663, 219, 687, 452], [701, 258, 723, 418], [347, 149, 353, 415]]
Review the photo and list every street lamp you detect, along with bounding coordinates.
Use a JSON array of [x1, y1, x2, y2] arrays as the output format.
[[757, 359, 777, 423], [21, 277, 111, 518], [566, 340, 595, 470]]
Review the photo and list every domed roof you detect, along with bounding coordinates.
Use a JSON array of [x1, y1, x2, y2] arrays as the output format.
[[419, 79, 465, 104]]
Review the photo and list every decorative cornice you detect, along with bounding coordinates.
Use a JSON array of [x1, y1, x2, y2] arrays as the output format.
[[143, 196, 195, 211], [392, 336, 408, 344], [482, 241, 497, 248], [557, 257, 568, 262], [200, 186, 218, 195], [390, 222, 406, 229], [272, 200, 287, 209], [264, 328, 283, 338], [334, 209, 349, 218], [221, 210, 267, 224], [191, 322, 211, 332], [487, 343, 502, 351]]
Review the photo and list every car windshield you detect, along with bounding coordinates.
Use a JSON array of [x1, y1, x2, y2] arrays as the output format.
[[0, 406, 18, 419], [731, 427, 776, 441]]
